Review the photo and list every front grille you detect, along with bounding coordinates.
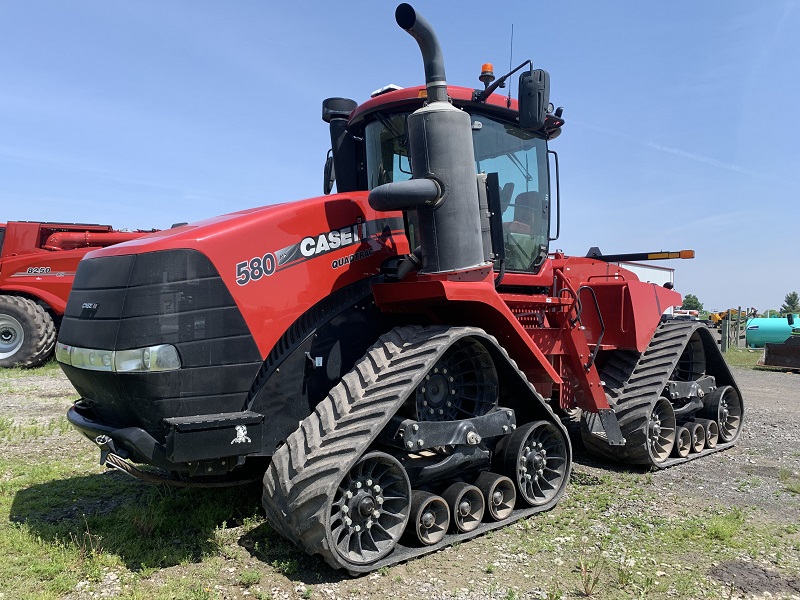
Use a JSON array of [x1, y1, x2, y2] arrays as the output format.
[[59, 249, 262, 435]]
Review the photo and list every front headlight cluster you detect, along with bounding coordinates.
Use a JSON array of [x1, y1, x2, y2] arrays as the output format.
[[56, 342, 181, 373]]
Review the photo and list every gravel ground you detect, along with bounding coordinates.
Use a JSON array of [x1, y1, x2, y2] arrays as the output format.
[[651, 367, 800, 522], [2, 364, 799, 599]]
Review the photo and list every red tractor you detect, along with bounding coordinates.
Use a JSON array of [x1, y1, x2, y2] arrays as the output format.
[[57, 4, 743, 573], [0, 221, 156, 367]]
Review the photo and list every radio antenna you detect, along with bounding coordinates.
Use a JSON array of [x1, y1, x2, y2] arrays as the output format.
[[507, 24, 514, 107]]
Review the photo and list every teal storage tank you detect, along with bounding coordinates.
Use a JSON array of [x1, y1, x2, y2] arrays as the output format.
[[745, 316, 799, 348]]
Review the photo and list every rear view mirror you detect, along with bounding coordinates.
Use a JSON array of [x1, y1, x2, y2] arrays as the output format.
[[323, 150, 335, 195], [518, 69, 550, 131]]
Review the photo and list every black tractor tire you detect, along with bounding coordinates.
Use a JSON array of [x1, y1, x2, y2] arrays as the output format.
[[0, 296, 56, 368]]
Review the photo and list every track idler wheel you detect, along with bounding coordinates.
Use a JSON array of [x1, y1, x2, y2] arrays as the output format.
[[328, 452, 411, 566], [694, 418, 719, 449], [406, 491, 449, 546], [474, 472, 515, 521], [688, 421, 706, 453], [502, 420, 569, 507], [442, 483, 484, 533], [672, 426, 691, 458], [647, 397, 677, 464], [414, 338, 498, 421], [700, 385, 743, 443]]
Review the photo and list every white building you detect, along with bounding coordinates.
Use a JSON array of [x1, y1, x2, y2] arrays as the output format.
[[616, 261, 676, 315]]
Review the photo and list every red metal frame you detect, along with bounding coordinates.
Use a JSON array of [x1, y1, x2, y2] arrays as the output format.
[[0, 222, 154, 314]]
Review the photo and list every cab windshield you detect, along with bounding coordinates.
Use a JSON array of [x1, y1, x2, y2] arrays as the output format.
[[365, 111, 550, 273]]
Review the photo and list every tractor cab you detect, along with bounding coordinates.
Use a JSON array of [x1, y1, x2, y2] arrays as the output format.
[[323, 82, 563, 275]]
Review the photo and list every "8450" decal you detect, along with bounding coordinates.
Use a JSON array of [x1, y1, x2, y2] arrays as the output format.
[[235, 253, 276, 286]]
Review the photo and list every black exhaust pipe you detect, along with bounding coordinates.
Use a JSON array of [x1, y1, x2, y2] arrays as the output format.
[[369, 5, 485, 275], [395, 4, 447, 104]]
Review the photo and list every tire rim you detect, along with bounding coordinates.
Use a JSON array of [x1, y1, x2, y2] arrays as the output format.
[[442, 483, 484, 533], [672, 426, 691, 458], [690, 422, 706, 453], [328, 452, 411, 566], [705, 419, 719, 448], [505, 420, 569, 506], [415, 339, 497, 421], [408, 491, 449, 546], [0, 314, 24, 360], [475, 472, 515, 521], [647, 397, 676, 463], [672, 331, 706, 381], [715, 387, 743, 442]]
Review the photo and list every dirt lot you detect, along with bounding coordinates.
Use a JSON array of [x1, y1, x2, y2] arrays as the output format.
[[2, 364, 799, 599]]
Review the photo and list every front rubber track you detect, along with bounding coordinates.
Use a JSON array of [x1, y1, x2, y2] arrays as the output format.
[[582, 321, 744, 468], [262, 325, 570, 574]]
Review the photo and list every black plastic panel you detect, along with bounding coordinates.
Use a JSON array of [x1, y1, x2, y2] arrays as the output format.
[[58, 249, 262, 438]]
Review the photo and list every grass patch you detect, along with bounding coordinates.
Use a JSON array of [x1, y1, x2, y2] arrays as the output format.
[[723, 347, 762, 368], [0, 416, 73, 441], [779, 468, 800, 495], [0, 443, 275, 599], [0, 359, 63, 380], [511, 475, 796, 599]]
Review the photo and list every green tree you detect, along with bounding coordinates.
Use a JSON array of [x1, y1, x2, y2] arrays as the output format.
[[682, 294, 703, 311], [781, 291, 799, 314]]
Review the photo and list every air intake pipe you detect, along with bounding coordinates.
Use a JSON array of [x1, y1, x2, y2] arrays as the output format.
[[369, 4, 486, 274], [43, 231, 152, 251]]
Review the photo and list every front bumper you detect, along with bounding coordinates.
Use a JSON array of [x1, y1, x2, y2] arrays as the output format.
[[67, 402, 265, 474]]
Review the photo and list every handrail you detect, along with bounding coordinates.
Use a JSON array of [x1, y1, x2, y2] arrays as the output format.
[[576, 286, 605, 371]]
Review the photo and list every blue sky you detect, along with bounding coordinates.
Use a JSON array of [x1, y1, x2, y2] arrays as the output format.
[[1, 1, 798, 312]]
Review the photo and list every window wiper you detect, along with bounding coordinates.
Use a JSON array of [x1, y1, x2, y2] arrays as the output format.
[[508, 152, 533, 182]]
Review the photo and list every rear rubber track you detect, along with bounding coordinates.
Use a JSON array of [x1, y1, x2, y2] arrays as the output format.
[[262, 324, 569, 573], [582, 321, 743, 468]]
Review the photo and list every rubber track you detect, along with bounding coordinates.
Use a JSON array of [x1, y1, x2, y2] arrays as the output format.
[[582, 321, 743, 468], [262, 325, 570, 573], [0, 295, 56, 368]]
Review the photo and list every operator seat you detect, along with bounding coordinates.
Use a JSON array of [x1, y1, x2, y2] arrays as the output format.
[[503, 191, 539, 271], [506, 191, 537, 234]]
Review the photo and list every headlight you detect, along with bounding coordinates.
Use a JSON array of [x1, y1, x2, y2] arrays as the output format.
[[114, 345, 181, 372], [56, 342, 181, 373]]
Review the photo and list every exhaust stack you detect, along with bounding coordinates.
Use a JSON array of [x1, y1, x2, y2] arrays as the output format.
[[394, 4, 447, 104], [369, 4, 486, 275]]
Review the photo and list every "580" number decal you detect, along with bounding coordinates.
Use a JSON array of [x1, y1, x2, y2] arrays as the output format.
[[235, 253, 276, 286]]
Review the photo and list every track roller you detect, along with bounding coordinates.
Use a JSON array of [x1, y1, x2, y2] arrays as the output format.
[[406, 491, 449, 546], [501, 420, 569, 506], [672, 426, 691, 458], [700, 385, 743, 443], [694, 418, 718, 449], [474, 472, 515, 521], [688, 421, 706, 453], [442, 483, 484, 533]]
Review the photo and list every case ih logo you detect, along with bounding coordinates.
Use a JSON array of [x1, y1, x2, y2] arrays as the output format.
[[81, 302, 99, 310], [299, 222, 367, 258]]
